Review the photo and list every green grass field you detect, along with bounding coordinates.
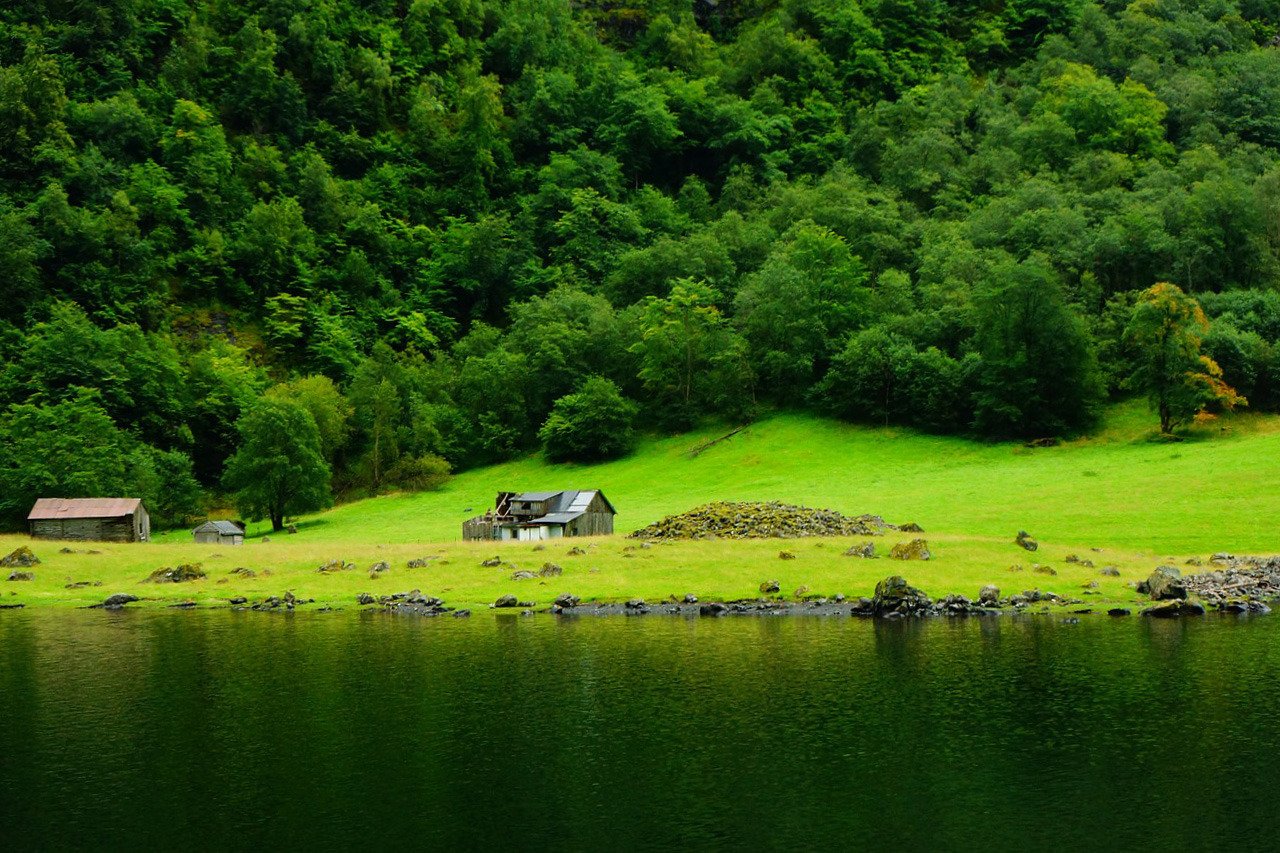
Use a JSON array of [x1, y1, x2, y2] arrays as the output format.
[[5, 400, 1279, 611]]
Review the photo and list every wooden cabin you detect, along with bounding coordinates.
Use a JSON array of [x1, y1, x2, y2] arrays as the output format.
[[463, 490, 615, 541], [28, 498, 150, 543], [192, 520, 245, 546]]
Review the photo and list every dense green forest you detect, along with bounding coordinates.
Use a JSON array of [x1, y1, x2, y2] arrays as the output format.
[[2, 0, 1280, 529]]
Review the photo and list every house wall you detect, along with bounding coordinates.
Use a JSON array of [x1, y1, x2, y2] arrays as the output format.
[[31, 516, 137, 542]]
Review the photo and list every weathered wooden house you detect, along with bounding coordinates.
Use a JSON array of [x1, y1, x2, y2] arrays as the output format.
[[463, 490, 615, 541], [28, 498, 150, 543], [192, 520, 245, 546]]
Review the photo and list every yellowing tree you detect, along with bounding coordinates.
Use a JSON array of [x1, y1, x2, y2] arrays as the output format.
[[1125, 283, 1245, 435]]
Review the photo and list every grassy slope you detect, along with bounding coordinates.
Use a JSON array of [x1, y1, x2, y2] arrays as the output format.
[[5, 401, 1280, 610]]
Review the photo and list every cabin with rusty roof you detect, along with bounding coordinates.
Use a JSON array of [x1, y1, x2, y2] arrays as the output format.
[[462, 490, 615, 541], [28, 498, 151, 542]]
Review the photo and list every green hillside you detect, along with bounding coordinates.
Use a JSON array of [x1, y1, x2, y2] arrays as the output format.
[[169, 401, 1280, 554]]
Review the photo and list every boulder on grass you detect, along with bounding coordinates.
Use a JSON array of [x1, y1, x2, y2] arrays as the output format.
[[871, 576, 932, 616], [1142, 566, 1187, 600], [0, 547, 40, 568], [890, 539, 931, 561]]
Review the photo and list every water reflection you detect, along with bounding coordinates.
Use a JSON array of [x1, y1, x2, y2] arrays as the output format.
[[1, 610, 1278, 850]]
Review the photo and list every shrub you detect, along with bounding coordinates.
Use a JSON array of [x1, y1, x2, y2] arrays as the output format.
[[539, 377, 638, 462]]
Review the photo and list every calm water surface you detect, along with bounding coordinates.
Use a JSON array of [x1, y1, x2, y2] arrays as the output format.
[[2, 610, 1278, 850]]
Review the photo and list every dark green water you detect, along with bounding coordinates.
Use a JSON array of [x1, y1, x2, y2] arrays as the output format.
[[2, 610, 1279, 851]]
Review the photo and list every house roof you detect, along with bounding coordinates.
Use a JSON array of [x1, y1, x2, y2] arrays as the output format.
[[193, 520, 244, 535], [505, 489, 616, 526], [519, 512, 581, 526], [28, 498, 142, 521]]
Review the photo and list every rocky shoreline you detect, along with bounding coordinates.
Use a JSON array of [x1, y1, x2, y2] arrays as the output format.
[[12, 551, 1280, 621]]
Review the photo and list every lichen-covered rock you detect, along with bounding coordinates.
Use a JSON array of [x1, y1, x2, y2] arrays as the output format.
[[7, 571, 34, 582], [759, 579, 781, 594], [102, 593, 138, 609], [0, 547, 40, 568], [481, 557, 502, 568], [553, 593, 579, 608], [407, 557, 432, 568], [566, 546, 586, 556], [316, 559, 355, 574], [493, 594, 519, 608], [1033, 564, 1057, 576], [844, 542, 876, 558], [628, 501, 890, 541], [889, 539, 931, 561], [898, 522, 924, 533], [369, 561, 390, 575], [357, 593, 377, 605], [871, 576, 932, 615], [1143, 566, 1187, 600], [778, 550, 796, 560], [146, 564, 206, 583], [1100, 566, 1121, 577], [1016, 531, 1038, 552], [510, 570, 536, 580], [539, 562, 562, 577], [978, 584, 1000, 604], [1142, 600, 1205, 618]]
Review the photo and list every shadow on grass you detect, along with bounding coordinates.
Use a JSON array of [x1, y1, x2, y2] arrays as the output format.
[[244, 518, 332, 540]]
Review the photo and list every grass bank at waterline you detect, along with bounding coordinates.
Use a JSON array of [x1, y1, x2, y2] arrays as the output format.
[[3, 402, 1279, 611]]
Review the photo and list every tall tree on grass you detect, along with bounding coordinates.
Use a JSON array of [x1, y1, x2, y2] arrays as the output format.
[[972, 257, 1104, 437], [223, 399, 331, 532], [1126, 283, 1245, 435], [539, 377, 638, 463]]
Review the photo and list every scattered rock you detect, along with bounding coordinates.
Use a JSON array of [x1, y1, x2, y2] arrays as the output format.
[[481, 557, 502, 568], [369, 561, 390, 575], [539, 562, 563, 577], [145, 564, 206, 583], [793, 585, 810, 598], [682, 593, 698, 604], [0, 547, 40, 568], [510, 570, 537, 580], [1016, 531, 1038, 552], [1142, 566, 1187, 600], [699, 602, 728, 617], [59, 547, 76, 554], [1032, 564, 1057, 576], [898, 522, 924, 533], [759, 579, 780, 594], [1082, 580, 1099, 589], [407, 557, 433, 568], [169, 601, 197, 609], [316, 559, 356, 574], [778, 550, 796, 560], [102, 593, 139, 609], [554, 593, 580, 608], [1008, 564, 1025, 573], [493, 594, 519, 608], [356, 593, 376, 605], [625, 598, 647, 610], [978, 584, 1000, 604], [229, 597, 248, 605], [64, 581, 101, 589], [1108, 608, 1131, 616], [7, 571, 34, 582], [453, 609, 471, 617], [1185, 557, 1203, 567], [567, 547, 586, 556], [286, 524, 298, 534], [844, 542, 876, 558], [1100, 566, 1121, 577], [889, 539, 931, 561]]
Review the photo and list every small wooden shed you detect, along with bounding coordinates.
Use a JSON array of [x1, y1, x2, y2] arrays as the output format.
[[28, 498, 150, 543], [192, 520, 245, 546]]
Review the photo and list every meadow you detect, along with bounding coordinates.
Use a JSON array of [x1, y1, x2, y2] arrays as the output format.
[[5, 401, 1279, 611]]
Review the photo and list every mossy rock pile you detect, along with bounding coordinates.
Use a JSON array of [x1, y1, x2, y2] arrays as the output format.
[[629, 501, 892, 540]]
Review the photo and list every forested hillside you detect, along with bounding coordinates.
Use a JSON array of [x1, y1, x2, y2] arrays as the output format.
[[2, 0, 1280, 529]]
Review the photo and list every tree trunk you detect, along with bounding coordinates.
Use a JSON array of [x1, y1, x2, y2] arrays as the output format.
[[271, 511, 284, 532]]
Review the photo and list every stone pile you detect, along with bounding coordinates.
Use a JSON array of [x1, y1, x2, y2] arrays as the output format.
[[145, 564, 206, 583], [629, 501, 907, 540]]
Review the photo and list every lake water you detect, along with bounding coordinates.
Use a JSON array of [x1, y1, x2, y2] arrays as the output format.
[[2, 610, 1278, 850]]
